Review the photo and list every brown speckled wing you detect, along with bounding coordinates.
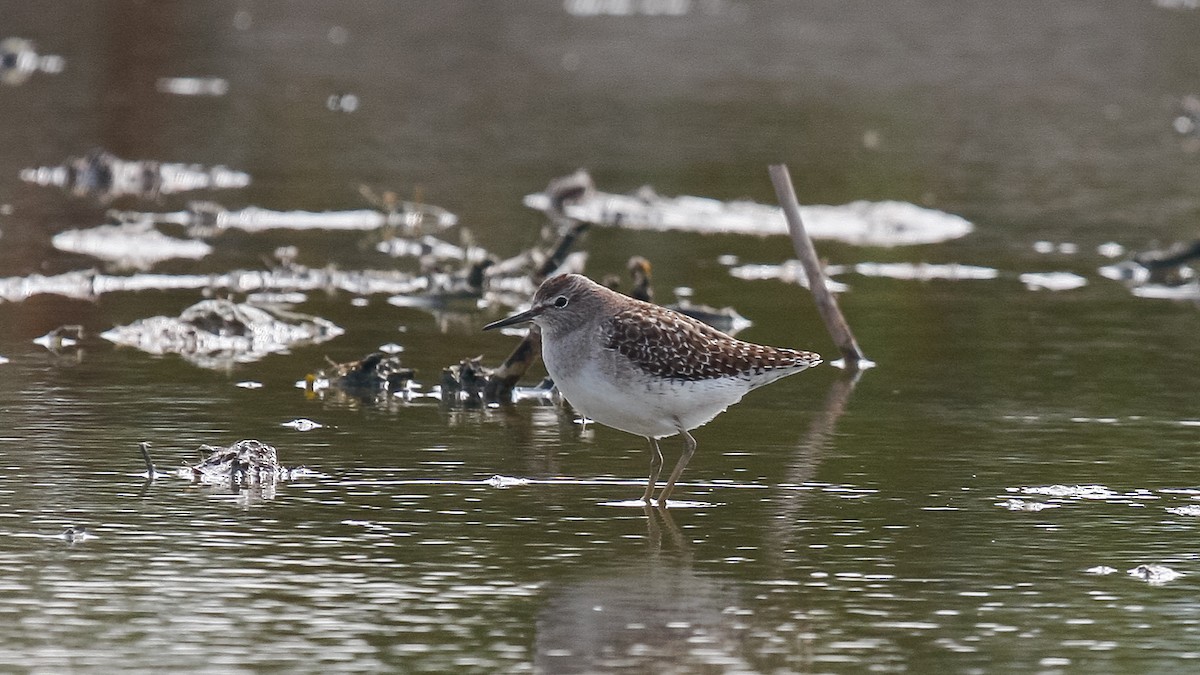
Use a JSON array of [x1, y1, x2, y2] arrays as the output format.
[[603, 303, 820, 381]]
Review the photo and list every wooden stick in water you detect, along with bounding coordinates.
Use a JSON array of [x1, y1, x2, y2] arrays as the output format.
[[139, 441, 157, 479], [768, 164, 870, 368]]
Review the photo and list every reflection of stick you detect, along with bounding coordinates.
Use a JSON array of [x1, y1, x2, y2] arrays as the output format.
[[768, 164, 868, 368], [138, 441, 156, 478], [766, 369, 862, 568]]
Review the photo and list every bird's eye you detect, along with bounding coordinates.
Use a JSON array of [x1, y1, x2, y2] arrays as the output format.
[[553, 295, 569, 308]]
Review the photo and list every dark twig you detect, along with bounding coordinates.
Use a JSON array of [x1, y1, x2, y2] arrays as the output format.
[[484, 217, 590, 402], [484, 329, 542, 402], [768, 164, 869, 368], [534, 220, 591, 284]]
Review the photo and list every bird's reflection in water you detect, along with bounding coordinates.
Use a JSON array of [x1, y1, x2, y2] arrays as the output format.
[[532, 371, 860, 672], [533, 559, 751, 672], [643, 502, 688, 558]]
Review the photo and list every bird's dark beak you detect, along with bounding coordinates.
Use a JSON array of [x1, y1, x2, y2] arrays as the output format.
[[483, 305, 544, 331]]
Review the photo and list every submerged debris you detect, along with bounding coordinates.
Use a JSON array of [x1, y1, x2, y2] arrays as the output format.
[[102, 299, 343, 369], [543, 169, 597, 221], [307, 352, 416, 400], [441, 356, 494, 403], [0, 37, 64, 86], [33, 325, 84, 351], [483, 218, 592, 303], [525, 171, 973, 246], [52, 221, 213, 269], [668, 289, 752, 335], [141, 440, 312, 486], [1098, 240, 1200, 301], [608, 256, 752, 334], [1101, 240, 1200, 287], [20, 149, 250, 200], [388, 258, 496, 310]]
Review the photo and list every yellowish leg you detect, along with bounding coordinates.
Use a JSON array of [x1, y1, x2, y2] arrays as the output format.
[[657, 427, 697, 507], [641, 436, 663, 503]]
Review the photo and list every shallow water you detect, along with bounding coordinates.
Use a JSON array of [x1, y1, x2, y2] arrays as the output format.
[[3, 1, 1200, 672]]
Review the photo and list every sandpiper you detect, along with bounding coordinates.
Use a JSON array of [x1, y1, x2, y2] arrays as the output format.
[[484, 273, 821, 506]]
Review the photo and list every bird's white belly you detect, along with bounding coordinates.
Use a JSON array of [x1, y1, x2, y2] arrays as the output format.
[[550, 355, 749, 439]]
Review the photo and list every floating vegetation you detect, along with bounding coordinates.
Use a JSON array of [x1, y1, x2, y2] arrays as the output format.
[[995, 498, 1059, 512], [52, 221, 213, 269], [281, 418, 324, 432], [111, 199, 456, 237], [326, 92, 360, 113], [20, 149, 250, 200], [156, 76, 229, 96], [376, 235, 469, 261], [102, 299, 343, 369], [1032, 241, 1079, 255], [525, 171, 973, 246], [1019, 272, 1088, 291], [1128, 283, 1200, 300], [140, 440, 314, 486], [0, 265, 423, 304], [564, 0, 699, 17], [727, 260, 851, 292], [1016, 484, 1118, 499], [1127, 564, 1183, 585], [0, 37, 64, 86], [59, 526, 94, 544], [841, 262, 999, 281], [486, 475, 531, 488]]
